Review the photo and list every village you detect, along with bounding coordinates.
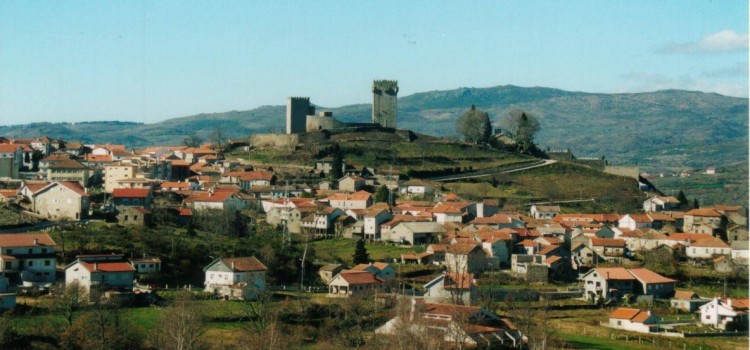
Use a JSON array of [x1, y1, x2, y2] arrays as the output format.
[[0, 85, 745, 350]]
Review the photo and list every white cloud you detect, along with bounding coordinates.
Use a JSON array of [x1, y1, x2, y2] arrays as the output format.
[[700, 62, 748, 78], [661, 29, 748, 54]]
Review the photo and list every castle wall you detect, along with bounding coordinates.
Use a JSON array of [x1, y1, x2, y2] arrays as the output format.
[[604, 165, 640, 179], [306, 115, 347, 133], [372, 80, 398, 128], [250, 134, 299, 149], [286, 97, 310, 134]]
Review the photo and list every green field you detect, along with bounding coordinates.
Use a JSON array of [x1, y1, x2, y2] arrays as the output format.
[[310, 238, 416, 265], [648, 162, 748, 207]]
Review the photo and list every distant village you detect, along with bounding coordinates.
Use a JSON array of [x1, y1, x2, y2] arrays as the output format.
[[0, 82, 746, 348]]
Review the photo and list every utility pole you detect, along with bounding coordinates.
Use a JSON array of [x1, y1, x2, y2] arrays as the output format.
[[300, 241, 308, 290]]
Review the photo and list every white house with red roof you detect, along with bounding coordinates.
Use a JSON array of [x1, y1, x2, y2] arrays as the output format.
[[326, 190, 373, 210], [375, 299, 522, 348], [185, 189, 246, 211], [327, 270, 385, 297], [204, 256, 268, 300], [65, 254, 136, 294], [469, 213, 525, 229], [580, 267, 676, 302], [0, 233, 57, 286], [686, 237, 731, 259], [699, 298, 749, 330], [349, 262, 395, 281], [31, 181, 90, 221], [683, 208, 724, 234], [423, 272, 477, 305], [643, 196, 680, 212], [608, 308, 660, 333], [237, 170, 276, 190]]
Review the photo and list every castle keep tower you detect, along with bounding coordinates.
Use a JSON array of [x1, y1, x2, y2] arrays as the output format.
[[286, 97, 312, 134], [372, 80, 398, 128]]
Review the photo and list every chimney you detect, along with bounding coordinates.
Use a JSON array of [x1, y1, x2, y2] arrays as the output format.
[[727, 299, 732, 308], [94, 263, 98, 271], [33, 238, 38, 245], [231, 261, 235, 270]]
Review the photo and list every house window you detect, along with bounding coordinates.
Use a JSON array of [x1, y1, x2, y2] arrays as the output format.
[[28, 261, 33, 267], [5, 262, 12, 269], [617, 320, 622, 325], [28, 249, 33, 254], [45, 260, 51, 266], [5, 249, 11, 255], [41, 248, 47, 253]]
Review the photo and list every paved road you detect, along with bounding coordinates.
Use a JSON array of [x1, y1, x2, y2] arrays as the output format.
[[430, 159, 557, 182]]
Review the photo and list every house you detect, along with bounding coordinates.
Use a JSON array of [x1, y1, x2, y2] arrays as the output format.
[[683, 208, 724, 235], [384, 221, 446, 245], [398, 179, 437, 198], [529, 205, 561, 220], [318, 264, 346, 284], [571, 243, 603, 268], [580, 267, 675, 302], [117, 207, 151, 226], [350, 262, 395, 281], [423, 272, 477, 305], [47, 159, 91, 187], [0, 233, 57, 286], [65, 255, 136, 295], [426, 244, 448, 264], [185, 189, 247, 212], [400, 251, 433, 264], [203, 257, 268, 300], [686, 238, 731, 259], [670, 291, 710, 312], [618, 214, 655, 230], [0, 144, 24, 178], [104, 163, 138, 193], [590, 238, 627, 258], [608, 308, 660, 333], [705, 167, 716, 175], [699, 298, 749, 330], [375, 299, 522, 348], [112, 188, 153, 210], [713, 256, 733, 273], [31, 181, 90, 221], [363, 206, 393, 241], [643, 196, 680, 212], [327, 271, 385, 297], [731, 241, 748, 262], [469, 213, 526, 229], [338, 175, 366, 193], [326, 190, 373, 210], [475, 229, 513, 267], [238, 171, 276, 190], [129, 257, 161, 274], [511, 254, 548, 283], [445, 244, 486, 275], [300, 207, 346, 236]]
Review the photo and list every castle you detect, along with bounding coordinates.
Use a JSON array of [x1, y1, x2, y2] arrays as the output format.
[[285, 80, 399, 134]]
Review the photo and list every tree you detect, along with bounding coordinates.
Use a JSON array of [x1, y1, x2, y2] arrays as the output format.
[[210, 126, 226, 155], [501, 109, 540, 152], [693, 198, 700, 209], [352, 239, 369, 264], [456, 105, 492, 144], [59, 298, 144, 350], [676, 190, 689, 209], [153, 292, 206, 350], [182, 133, 202, 148], [330, 143, 343, 180], [51, 281, 88, 327], [373, 185, 390, 204], [231, 211, 248, 237]]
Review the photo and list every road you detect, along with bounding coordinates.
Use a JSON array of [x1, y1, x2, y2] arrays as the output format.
[[430, 159, 557, 182]]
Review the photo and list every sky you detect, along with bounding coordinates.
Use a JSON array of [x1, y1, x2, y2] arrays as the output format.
[[0, 1, 747, 125]]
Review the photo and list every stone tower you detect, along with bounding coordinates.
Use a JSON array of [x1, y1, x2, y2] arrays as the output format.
[[286, 97, 311, 134], [372, 80, 398, 128]]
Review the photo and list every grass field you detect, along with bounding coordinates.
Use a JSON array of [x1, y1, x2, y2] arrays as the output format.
[[310, 238, 417, 265], [648, 162, 748, 207]]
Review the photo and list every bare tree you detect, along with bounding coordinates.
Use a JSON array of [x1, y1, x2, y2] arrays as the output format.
[[211, 126, 226, 156], [51, 281, 88, 327], [183, 133, 203, 148], [240, 286, 285, 350], [153, 291, 206, 350]]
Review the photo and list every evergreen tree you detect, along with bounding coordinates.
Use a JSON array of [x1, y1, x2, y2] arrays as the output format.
[[692, 198, 700, 209], [330, 143, 343, 180], [456, 105, 492, 144], [373, 185, 390, 204], [231, 211, 248, 237], [352, 239, 369, 264], [186, 220, 196, 237], [676, 190, 689, 209]]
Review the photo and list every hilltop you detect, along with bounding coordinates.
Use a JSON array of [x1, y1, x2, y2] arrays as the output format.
[[0, 85, 746, 169]]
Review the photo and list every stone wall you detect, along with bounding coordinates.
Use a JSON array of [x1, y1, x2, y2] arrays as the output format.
[[604, 165, 640, 179], [250, 133, 299, 149]]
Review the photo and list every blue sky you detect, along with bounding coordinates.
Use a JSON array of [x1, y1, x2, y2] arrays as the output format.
[[0, 1, 747, 124]]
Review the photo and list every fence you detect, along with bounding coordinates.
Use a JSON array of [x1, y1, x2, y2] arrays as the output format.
[[553, 322, 734, 350]]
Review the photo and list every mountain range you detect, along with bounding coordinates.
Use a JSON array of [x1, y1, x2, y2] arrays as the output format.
[[0, 85, 746, 169]]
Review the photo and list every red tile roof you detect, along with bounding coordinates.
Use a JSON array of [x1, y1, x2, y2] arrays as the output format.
[[593, 267, 636, 280], [338, 271, 384, 285], [112, 188, 151, 198], [685, 208, 723, 217], [222, 257, 267, 272], [591, 238, 626, 247], [0, 144, 22, 153], [0, 233, 56, 247], [691, 238, 730, 248], [80, 261, 136, 273], [447, 243, 481, 255], [628, 268, 677, 284], [609, 308, 654, 323]]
